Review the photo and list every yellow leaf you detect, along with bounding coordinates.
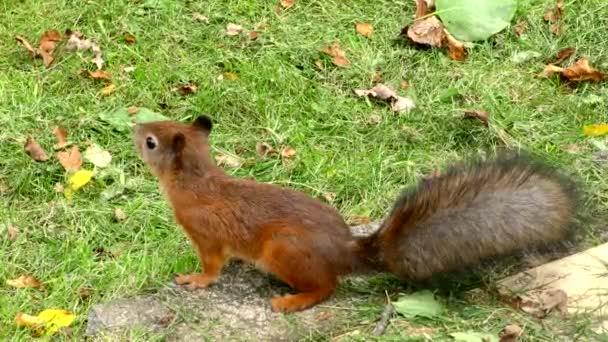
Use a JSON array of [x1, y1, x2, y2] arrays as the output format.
[[100, 83, 116, 96], [6, 275, 42, 288], [64, 169, 94, 199], [583, 124, 608, 137], [15, 309, 75, 336]]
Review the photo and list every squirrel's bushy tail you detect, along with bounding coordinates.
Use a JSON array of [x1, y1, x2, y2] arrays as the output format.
[[353, 152, 580, 283]]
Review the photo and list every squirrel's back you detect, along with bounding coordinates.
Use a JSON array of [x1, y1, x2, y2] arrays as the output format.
[[358, 153, 579, 283]]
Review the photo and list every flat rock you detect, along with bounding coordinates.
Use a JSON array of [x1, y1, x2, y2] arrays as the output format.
[[85, 222, 382, 341]]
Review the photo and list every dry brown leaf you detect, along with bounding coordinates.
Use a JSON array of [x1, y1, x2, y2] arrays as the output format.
[[321, 41, 350, 67], [226, 23, 243, 36], [544, 0, 564, 23], [123, 33, 136, 44], [322, 192, 336, 202], [192, 12, 209, 23], [314, 60, 324, 70], [7, 225, 19, 241], [24, 137, 49, 162], [348, 215, 371, 226], [215, 153, 243, 168], [176, 84, 198, 95], [399, 80, 410, 89], [39, 29, 61, 68], [15, 35, 38, 57], [371, 71, 382, 83], [550, 47, 575, 64], [391, 96, 416, 113], [57, 146, 82, 172], [255, 142, 276, 157], [87, 70, 111, 80], [99, 83, 116, 96], [541, 58, 608, 82], [464, 109, 490, 125], [407, 16, 444, 47], [513, 20, 528, 36], [281, 147, 297, 159], [79, 287, 93, 300], [6, 275, 42, 288], [444, 29, 466, 61], [355, 23, 373, 38], [354, 83, 416, 113], [280, 0, 295, 8], [54, 182, 64, 193], [127, 106, 139, 115], [114, 208, 127, 221], [248, 31, 259, 40], [223, 72, 239, 80], [66, 31, 104, 69], [550, 23, 562, 36], [52, 127, 68, 149], [499, 324, 523, 342]]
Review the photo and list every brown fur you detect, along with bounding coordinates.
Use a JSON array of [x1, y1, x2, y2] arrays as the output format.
[[133, 116, 580, 312]]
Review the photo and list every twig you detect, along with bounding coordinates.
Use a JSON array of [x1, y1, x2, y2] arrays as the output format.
[[372, 291, 394, 336]]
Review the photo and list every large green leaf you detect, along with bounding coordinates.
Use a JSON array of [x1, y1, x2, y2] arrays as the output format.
[[435, 0, 517, 42], [392, 290, 444, 319]]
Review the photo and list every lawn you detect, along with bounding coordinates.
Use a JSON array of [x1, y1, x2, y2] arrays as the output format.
[[1, 0, 607, 340]]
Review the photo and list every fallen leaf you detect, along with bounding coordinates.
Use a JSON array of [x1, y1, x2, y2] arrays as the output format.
[[6, 275, 42, 288], [513, 20, 528, 36], [248, 31, 259, 40], [321, 41, 350, 67], [78, 287, 93, 300], [57, 146, 82, 172], [64, 169, 94, 199], [550, 47, 575, 65], [435, 0, 517, 42], [314, 60, 324, 70], [393, 290, 444, 319], [256, 142, 275, 157], [391, 96, 416, 113], [322, 192, 336, 202], [541, 58, 608, 82], [15, 35, 38, 57], [54, 182, 64, 193], [550, 23, 562, 36], [223, 72, 239, 80], [226, 23, 243, 36], [83, 144, 112, 168], [87, 70, 111, 80], [406, 16, 444, 47], [192, 12, 209, 23], [444, 29, 466, 61], [39, 30, 61, 68], [280, 0, 295, 8], [499, 324, 523, 342], [127, 106, 139, 115], [123, 33, 136, 44], [464, 109, 489, 125], [99, 83, 116, 96], [355, 23, 373, 38], [7, 224, 19, 241], [66, 31, 104, 69], [348, 215, 371, 225], [215, 153, 243, 168], [544, 0, 564, 23], [15, 309, 75, 336], [585, 124, 608, 137], [399, 80, 410, 89], [114, 208, 127, 221], [175, 84, 197, 95], [280, 147, 297, 158], [450, 331, 499, 342], [24, 137, 49, 162], [371, 71, 382, 83], [52, 127, 68, 149], [354, 83, 416, 113]]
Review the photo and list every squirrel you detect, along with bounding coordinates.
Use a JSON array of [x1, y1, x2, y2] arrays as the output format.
[[133, 115, 580, 313]]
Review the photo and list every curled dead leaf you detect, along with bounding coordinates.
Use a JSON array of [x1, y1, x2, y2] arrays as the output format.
[[127, 106, 139, 115], [280, 0, 295, 8], [215, 153, 243, 168], [355, 23, 373, 38], [7, 224, 19, 241], [499, 324, 523, 342], [541, 58, 608, 82], [24, 137, 49, 162], [443, 29, 466, 61], [354, 83, 416, 113], [6, 275, 42, 288], [399, 80, 410, 89], [281, 147, 297, 159], [248, 31, 259, 40], [66, 31, 104, 69], [15, 35, 38, 57], [192, 12, 209, 23], [87, 70, 111, 80], [513, 20, 528, 36], [114, 208, 127, 221], [544, 0, 564, 23], [123, 33, 136, 44], [321, 41, 350, 67], [39, 30, 61, 68], [255, 142, 275, 157], [57, 145, 82, 172], [464, 109, 490, 125], [79, 287, 93, 300], [175, 84, 198, 95], [226, 23, 243, 36], [550, 47, 575, 65], [406, 16, 444, 47], [52, 127, 68, 149]]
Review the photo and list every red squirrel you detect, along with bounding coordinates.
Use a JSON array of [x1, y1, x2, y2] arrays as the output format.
[[133, 115, 579, 313]]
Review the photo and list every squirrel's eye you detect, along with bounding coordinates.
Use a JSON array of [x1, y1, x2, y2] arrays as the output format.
[[146, 136, 157, 150]]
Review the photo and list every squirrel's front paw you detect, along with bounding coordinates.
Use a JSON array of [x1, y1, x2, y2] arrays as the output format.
[[174, 273, 216, 290]]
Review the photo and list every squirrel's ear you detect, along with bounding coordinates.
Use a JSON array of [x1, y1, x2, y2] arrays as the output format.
[[192, 115, 213, 136], [172, 132, 186, 153]]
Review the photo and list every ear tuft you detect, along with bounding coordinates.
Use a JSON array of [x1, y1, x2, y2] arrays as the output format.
[[173, 132, 186, 153], [193, 115, 213, 136]]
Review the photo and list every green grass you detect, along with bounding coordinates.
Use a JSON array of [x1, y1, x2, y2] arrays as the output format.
[[1, 0, 608, 340]]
